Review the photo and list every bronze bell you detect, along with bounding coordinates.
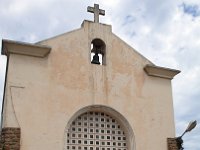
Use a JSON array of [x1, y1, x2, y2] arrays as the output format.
[[91, 53, 100, 64]]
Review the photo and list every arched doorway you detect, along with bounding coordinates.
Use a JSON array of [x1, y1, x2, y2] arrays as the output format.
[[64, 105, 135, 150]]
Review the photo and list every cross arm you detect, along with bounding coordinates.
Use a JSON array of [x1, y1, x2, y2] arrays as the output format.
[[99, 9, 105, 16], [87, 6, 94, 13]]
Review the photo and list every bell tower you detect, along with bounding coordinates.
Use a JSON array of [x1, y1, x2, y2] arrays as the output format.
[[87, 4, 106, 65]]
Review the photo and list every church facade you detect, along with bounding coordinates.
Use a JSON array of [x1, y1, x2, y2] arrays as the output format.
[[1, 4, 180, 150]]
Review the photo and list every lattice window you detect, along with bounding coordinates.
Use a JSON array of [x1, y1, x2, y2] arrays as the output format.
[[66, 112, 128, 150]]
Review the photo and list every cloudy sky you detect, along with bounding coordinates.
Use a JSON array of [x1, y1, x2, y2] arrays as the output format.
[[0, 0, 200, 149]]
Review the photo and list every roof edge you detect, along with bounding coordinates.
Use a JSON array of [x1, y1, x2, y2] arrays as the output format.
[[2, 39, 51, 58], [144, 64, 181, 80], [81, 20, 112, 28], [112, 34, 155, 65]]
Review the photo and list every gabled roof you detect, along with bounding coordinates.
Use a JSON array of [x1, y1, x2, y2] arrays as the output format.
[[1, 21, 181, 79]]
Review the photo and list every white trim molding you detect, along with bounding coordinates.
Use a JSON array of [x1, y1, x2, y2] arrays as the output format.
[[144, 64, 180, 80], [2, 39, 51, 58]]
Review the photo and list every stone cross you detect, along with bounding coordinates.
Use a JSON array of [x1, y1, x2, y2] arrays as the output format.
[[87, 4, 105, 23]]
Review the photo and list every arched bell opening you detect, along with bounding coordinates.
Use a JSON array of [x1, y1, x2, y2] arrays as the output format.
[[91, 39, 106, 65]]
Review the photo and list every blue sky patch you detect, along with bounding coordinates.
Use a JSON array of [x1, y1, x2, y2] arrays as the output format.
[[181, 3, 200, 17], [122, 15, 136, 26]]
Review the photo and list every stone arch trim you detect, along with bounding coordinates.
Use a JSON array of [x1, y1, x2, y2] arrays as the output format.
[[64, 105, 135, 150]]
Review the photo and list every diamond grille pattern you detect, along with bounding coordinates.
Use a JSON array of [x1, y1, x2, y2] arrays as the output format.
[[66, 112, 127, 150]]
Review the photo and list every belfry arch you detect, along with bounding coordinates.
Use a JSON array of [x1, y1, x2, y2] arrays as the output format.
[[64, 105, 135, 150], [91, 39, 106, 65]]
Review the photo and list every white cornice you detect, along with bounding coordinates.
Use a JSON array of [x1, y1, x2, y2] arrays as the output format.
[[2, 39, 51, 58], [144, 64, 180, 80]]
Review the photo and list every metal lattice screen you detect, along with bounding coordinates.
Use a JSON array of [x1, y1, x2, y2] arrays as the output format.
[[66, 112, 127, 150]]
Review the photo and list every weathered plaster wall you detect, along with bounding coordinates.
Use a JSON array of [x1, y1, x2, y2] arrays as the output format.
[[2, 21, 176, 150]]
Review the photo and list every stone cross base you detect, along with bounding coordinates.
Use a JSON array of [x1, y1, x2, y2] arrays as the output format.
[[0, 128, 21, 150]]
